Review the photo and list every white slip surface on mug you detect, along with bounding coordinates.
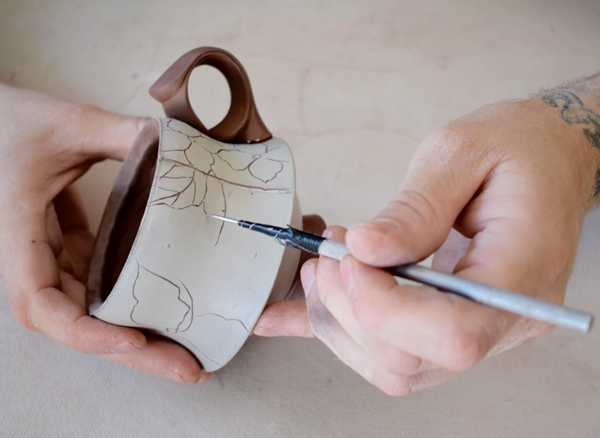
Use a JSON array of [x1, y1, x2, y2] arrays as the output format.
[[87, 47, 302, 372]]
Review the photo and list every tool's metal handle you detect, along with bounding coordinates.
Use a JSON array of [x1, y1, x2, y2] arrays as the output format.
[[394, 264, 593, 333], [318, 239, 593, 333], [318, 239, 351, 260]]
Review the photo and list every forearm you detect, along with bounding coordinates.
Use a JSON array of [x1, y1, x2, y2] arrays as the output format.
[[569, 71, 600, 106], [537, 72, 600, 201]]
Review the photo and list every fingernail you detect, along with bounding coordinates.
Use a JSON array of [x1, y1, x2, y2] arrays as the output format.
[[340, 257, 354, 293], [300, 264, 315, 297], [253, 323, 280, 337], [348, 222, 367, 231], [164, 371, 186, 384], [323, 228, 334, 239], [109, 342, 142, 354]]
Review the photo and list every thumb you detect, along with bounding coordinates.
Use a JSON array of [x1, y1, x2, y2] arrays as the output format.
[[345, 129, 497, 267], [65, 103, 150, 161]]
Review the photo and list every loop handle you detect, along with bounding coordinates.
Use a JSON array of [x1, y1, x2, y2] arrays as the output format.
[[149, 47, 271, 143]]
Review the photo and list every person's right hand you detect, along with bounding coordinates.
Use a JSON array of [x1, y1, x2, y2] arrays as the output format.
[[256, 77, 600, 395]]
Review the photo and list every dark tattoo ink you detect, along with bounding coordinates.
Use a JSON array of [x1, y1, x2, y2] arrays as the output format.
[[541, 89, 600, 196]]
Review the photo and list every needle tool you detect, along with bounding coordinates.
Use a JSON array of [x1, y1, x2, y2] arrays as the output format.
[[207, 214, 594, 333]]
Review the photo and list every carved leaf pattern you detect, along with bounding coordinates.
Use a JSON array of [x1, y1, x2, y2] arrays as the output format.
[[130, 262, 193, 334], [149, 119, 287, 215], [135, 119, 292, 369]]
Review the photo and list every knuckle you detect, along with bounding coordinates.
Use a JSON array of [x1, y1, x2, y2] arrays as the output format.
[[63, 321, 89, 352], [438, 324, 489, 371], [421, 125, 469, 154], [367, 341, 424, 376], [420, 122, 497, 173], [378, 350, 423, 376], [390, 189, 440, 232]]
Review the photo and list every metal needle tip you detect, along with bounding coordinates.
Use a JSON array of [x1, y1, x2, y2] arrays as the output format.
[[206, 214, 239, 225]]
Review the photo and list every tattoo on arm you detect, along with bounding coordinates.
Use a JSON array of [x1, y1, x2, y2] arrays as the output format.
[[541, 90, 600, 149], [541, 88, 600, 196]]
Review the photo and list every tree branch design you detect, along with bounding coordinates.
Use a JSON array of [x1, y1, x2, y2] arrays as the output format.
[[149, 119, 290, 215]]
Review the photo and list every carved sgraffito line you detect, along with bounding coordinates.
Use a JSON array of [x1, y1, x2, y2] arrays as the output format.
[[215, 179, 226, 246], [149, 119, 292, 244], [130, 261, 193, 334], [151, 119, 291, 215], [129, 262, 220, 366], [213, 143, 289, 184], [177, 335, 223, 367], [170, 282, 194, 334], [156, 158, 292, 194], [193, 312, 250, 333], [126, 119, 290, 368], [129, 261, 253, 368], [129, 264, 142, 326]]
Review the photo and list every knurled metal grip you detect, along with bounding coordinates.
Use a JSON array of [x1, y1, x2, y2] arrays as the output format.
[[318, 239, 351, 261]]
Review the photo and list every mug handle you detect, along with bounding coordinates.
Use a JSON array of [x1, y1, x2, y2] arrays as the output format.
[[149, 47, 272, 143]]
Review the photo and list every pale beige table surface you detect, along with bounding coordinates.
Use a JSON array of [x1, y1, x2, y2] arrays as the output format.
[[1, 1, 599, 437]]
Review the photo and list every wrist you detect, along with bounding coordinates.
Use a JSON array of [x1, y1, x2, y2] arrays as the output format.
[[534, 77, 600, 208]]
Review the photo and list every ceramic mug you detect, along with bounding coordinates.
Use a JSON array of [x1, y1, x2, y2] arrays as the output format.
[[86, 47, 302, 372]]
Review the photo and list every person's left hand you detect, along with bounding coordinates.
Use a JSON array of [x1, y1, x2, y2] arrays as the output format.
[[0, 83, 209, 383]]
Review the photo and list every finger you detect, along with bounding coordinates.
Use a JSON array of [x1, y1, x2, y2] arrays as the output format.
[[26, 273, 147, 355], [45, 195, 85, 281], [104, 334, 209, 384], [302, 214, 326, 235], [297, 214, 326, 277], [234, 215, 326, 337], [452, 184, 577, 301], [448, 216, 563, 340], [0, 86, 148, 163], [317, 255, 436, 375], [304, 263, 433, 396], [59, 103, 150, 161], [311, 226, 435, 375], [345, 127, 498, 267], [3, 210, 148, 356], [45, 201, 67, 266], [54, 185, 90, 232], [253, 301, 314, 337], [2, 209, 61, 300], [314, 231, 434, 375], [431, 228, 471, 273], [53, 186, 94, 280], [341, 255, 511, 371], [284, 214, 328, 301]]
